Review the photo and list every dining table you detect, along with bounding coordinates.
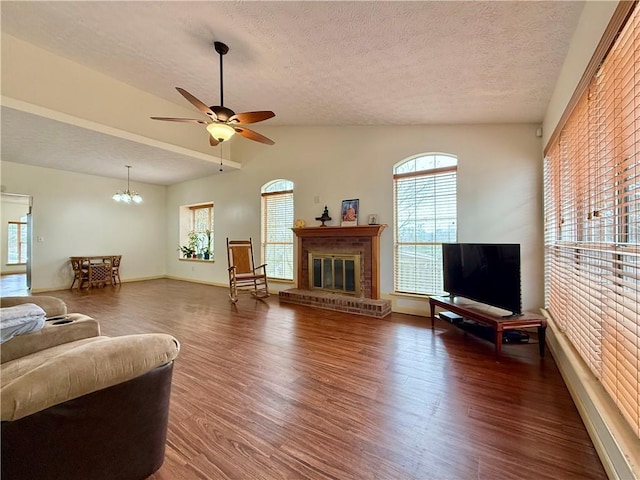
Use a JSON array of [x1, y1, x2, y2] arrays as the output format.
[[69, 255, 121, 289]]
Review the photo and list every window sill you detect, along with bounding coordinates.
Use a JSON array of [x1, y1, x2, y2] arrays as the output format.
[[268, 278, 295, 284], [178, 258, 215, 263], [390, 291, 436, 300]]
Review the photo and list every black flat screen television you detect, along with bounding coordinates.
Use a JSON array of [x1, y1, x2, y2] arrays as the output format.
[[442, 243, 522, 315]]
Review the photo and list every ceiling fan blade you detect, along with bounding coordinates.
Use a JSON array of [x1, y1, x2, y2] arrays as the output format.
[[228, 111, 275, 124], [150, 117, 208, 124], [176, 87, 217, 119], [209, 135, 220, 147], [234, 127, 275, 145]]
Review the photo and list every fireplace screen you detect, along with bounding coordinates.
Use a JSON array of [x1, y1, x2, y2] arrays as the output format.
[[309, 253, 361, 296]]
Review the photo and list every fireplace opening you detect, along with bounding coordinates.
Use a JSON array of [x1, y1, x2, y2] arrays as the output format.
[[309, 252, 361, 296]]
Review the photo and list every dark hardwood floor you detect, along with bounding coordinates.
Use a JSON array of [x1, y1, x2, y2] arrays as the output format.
[[6, 277, 606, 479]]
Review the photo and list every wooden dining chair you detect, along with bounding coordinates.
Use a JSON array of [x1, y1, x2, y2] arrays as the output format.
[[69, 257, 89, 289], [88, 262, 113, 288], [110, 255, 122, 285], [226, 238, 269, 303]]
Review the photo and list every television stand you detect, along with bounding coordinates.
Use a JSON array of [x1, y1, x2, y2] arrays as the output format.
[[429, 296, 546, 361]]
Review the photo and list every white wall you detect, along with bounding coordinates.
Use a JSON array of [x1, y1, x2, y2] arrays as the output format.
[[167, 124, 543, 312], [0, 195, 30, 274], [0, 162, 167, 291], [3, 126, 542, 310]]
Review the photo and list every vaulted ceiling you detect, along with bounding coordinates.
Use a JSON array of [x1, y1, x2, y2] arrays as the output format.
[[1, 1, 585, 185]]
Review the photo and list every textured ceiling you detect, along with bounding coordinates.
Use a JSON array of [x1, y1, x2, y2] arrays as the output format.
[[1, 1, 585, 184], [1, 108, 235, 185]]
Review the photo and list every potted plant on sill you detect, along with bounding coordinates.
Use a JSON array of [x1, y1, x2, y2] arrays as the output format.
[[178, 245, 195, 258], [204, 230, 213, 260], [187, 231, 199, 259]]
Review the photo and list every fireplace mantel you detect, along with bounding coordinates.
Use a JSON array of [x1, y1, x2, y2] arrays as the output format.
[[292, 225, 387, 238], [292, 225, 387, 299]]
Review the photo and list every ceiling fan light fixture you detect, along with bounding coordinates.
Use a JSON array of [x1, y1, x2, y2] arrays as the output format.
[[113, 165, 142, 204], [151, 41, 275, 146], [206, 122, 235, 142]]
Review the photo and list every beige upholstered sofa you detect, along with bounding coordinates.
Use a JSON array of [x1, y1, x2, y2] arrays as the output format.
[[0, 296, 180, 480]]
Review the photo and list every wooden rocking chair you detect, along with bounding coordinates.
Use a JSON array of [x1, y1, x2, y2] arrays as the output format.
[[227, 238, 270, 303]]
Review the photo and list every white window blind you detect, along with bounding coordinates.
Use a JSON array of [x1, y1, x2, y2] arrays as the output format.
[[261, 180, 294, 280], [544, 4, 639, 439], [394, 154, 457, 295]]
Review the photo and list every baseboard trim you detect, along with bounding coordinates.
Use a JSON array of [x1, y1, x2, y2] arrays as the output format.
[[542, 310, 639, 480], [30, 275, 167, 293], [165, 275, 227, 288]]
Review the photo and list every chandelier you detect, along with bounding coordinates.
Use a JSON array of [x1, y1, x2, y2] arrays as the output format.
[[112, 165, 143, 204]]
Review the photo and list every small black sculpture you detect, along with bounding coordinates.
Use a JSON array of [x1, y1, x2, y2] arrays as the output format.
[[315, 205, 332, 227]]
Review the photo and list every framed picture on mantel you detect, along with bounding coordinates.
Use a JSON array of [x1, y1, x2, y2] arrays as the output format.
[[341, 199, 359, 226]]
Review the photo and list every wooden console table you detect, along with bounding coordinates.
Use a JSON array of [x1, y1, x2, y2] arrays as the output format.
[[429, 295, 546, 360]]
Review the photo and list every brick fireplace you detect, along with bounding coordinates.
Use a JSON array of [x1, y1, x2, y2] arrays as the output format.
[[278, 225, 391, 317]]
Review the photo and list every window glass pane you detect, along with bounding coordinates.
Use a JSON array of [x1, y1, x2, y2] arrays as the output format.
[[262, 179, 294, 194], [262, 181, 294, 280], [7, 223, 18, 264], [7, 222, 27, 265], [194, 207, 211, 232], [394, 154, 457, 295]]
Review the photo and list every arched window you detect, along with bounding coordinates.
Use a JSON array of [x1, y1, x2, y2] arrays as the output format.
[[393, 153, 457, 295], [261, 179, 294, 280]]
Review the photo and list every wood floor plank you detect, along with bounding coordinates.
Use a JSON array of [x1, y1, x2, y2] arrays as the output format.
[[10, 278, 607, 480]]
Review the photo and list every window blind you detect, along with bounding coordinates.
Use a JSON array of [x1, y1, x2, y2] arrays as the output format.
[[544, 4, 639, 438], [394, 163, 457, 295], [262, 190, 294, 280]]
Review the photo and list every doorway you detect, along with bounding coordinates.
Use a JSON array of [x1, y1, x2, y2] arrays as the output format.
[[1, 193, 32, 291]]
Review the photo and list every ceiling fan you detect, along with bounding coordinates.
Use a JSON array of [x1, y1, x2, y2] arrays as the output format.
[[151, 41, 275, 146]]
